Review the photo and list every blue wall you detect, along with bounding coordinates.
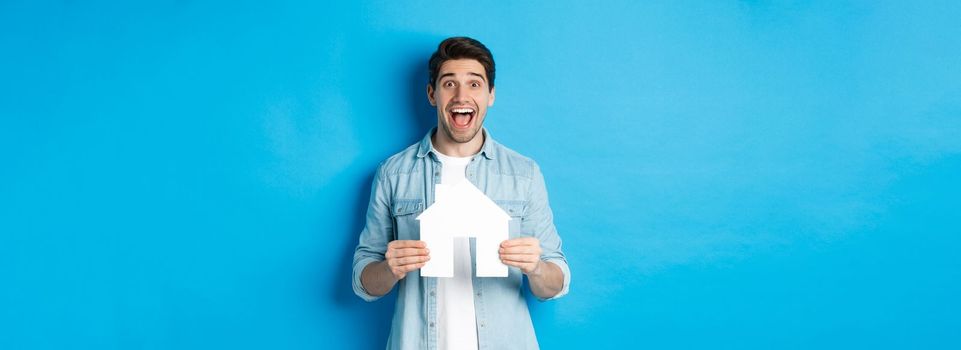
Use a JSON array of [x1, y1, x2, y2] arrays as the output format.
[[2, 1, 960, 349]]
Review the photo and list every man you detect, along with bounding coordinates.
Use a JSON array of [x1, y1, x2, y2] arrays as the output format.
[[352, 37, 570, 350]]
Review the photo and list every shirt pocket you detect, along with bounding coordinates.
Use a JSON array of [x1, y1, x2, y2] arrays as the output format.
[[495, 200, 527, 239], [391, 199, 424, 241]]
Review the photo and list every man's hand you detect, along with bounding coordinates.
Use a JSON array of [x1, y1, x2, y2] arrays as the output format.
[[361, 240, 429, 297], [499, 236, 565, 299], [499, 237, 543, 275], [385, 240, 430, 280]]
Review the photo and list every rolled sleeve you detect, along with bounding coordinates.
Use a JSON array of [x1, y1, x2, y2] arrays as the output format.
[[351, 164, 393, 302], [525, 161, 571, 301]]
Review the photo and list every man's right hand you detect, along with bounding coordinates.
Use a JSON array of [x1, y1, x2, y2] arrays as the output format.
[[384, 240, 430, 280]]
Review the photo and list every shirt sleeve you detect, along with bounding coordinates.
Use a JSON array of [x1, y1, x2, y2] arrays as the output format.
[[352, 163, 393, 302], [524, 161, 571, 301]]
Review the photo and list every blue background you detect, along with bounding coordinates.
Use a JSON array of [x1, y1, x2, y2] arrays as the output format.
[[2, 1, 960, 349]]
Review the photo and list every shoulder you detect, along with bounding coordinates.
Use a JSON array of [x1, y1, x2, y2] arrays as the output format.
[[376, 142, 422, 179], [488, 139, 541, 179]]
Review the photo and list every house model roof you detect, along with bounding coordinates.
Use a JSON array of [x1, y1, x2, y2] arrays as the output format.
[[416, 181, 511, 223]]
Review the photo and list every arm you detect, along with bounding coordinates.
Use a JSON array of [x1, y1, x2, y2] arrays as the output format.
[[361, 241, 430, 297], [500, 161, 571, 300], [529, 260, 565, 298], [352, 163, 431, 300]]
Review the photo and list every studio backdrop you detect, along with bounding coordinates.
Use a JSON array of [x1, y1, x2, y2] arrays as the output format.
[[2, 1, 960, 349]]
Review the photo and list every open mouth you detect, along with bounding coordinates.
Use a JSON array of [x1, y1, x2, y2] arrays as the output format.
[[448, 106, 476, 129]]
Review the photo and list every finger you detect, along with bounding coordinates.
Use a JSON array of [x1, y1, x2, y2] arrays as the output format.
[[499, 246, 540, 255], [499, 259, 532, 269], [396, 262, 427, 275], [387, 248, 429, 259], [500, 254, 540, 263], [389, 241, 427, 251], [389, 240, 427, 249], [500, 237, 539, 248], [395, 261, 426, 271], [499, 238, 524, 247], [393, 255, 430, 266]]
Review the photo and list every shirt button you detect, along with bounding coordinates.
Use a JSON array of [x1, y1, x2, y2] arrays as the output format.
[[429, 322, 435, 327], [430, 290, 435, 297], [480, 323, 485, 328], [476, 292, 482, 297]]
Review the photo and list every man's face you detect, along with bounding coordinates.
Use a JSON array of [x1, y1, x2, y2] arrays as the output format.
[[428, 59, 495, 144]]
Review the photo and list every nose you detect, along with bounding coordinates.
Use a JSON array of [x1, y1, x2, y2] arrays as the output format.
[[453, 85, 470, 102]]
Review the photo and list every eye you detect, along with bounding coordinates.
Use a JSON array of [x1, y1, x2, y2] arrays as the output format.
[[471, 82, 480, 88], [444, 81, 455, 88]]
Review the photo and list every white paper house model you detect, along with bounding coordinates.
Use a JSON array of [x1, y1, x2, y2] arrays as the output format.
[[416, 181, 511, 277]]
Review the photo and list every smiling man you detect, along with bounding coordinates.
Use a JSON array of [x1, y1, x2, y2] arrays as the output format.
[[352, 37, 571, 350]]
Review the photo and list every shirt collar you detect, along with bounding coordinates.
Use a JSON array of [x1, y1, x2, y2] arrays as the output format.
[[416, 127, 496, 160]]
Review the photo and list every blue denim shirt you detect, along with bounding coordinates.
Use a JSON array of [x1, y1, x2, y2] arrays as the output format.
[[352, 128, 571, 350]]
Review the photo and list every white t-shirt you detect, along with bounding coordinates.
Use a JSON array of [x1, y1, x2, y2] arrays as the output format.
[[433, 151, 479, 350]]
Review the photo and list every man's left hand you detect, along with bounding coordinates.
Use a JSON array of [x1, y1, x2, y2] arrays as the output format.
[[499, 237, 543, 275]]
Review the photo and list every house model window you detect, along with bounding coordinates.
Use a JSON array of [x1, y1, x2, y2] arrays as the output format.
[[416, 181, 511, 277]]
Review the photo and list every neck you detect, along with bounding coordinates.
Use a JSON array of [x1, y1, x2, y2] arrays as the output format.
[[432, 128, 485, 157]]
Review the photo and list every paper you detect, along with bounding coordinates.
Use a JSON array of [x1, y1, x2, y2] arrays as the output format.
[[417, 181, 511, 277]]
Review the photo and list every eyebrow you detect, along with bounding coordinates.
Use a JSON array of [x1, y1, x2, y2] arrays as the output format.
[[439, 72, 487, 82]]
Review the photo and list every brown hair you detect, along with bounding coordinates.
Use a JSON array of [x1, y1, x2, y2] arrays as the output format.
[[428, 37, 495, 91]]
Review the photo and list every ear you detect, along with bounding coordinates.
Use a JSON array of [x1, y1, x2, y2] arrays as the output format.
[[426, 84, 436, 106], [488, 86, 496, 107]]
